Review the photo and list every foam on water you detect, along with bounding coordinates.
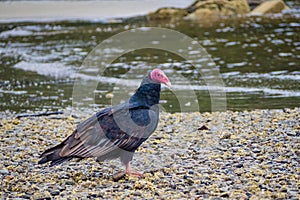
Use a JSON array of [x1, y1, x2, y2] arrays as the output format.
[[0, 29, 33, 38], [173, 85, 300, 98], [223, 71, 300, 81], [14, 61, 76, 79], [0, 89, 27, 95], [13, 59, 300, 99]]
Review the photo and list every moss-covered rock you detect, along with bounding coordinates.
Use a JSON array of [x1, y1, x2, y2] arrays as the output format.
[[185, 0, 250, 21], [148, 0, 250, 22], [250, 0, 290, 14], [148, 7, 188, 20]]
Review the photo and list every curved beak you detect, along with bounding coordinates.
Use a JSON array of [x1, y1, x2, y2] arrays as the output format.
[[165, 81, 171, 88], [163, 80, 172, 90]]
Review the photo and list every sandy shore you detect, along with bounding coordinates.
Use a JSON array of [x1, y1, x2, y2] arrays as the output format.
[[0, 0, 193, 22], [0, 108, 299, 199]]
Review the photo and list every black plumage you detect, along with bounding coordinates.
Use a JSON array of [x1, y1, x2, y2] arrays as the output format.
[[38, 69, 171, 175]]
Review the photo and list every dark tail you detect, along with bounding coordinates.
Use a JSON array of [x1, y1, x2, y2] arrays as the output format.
[[38, 143, 72, 167]]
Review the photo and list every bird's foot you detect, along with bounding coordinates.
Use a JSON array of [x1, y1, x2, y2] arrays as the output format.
[[112, 170, 143, 181], [125, 170, 143, 177], [125, 163, 143, 177]]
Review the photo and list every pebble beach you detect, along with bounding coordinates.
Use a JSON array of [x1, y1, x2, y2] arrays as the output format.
[[0, 108, 299, 199]]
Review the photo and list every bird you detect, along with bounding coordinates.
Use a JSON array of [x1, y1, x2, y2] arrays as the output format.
[[38, 68, 171, 176]]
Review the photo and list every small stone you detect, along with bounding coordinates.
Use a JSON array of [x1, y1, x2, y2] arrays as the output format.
[[105, 93, 114, 99], [163, 125, 173, 133], [220, 131, 231, 139], [234, 168, 244, 176], [232, 147, 239, 152], [170, 182, 177, 189], [0, 169, 9, 174], [176, 170, 186, 175], [188, 170, 195, 175], [133, 191, 142, 196], [88, 193, 99, 198], [220, 192, 230, 198], [276, 159, 289, 164], [198, 125, 209, 131], [113, 171, 126, 181], [32, 191, 51, 200], [64, 180, 75, 185], [252, 148, 261, 153], [183, 174, 190, 179], [287, 131, 299, 137], [235, 163, 244, 168], [50, 190, 60, 196]]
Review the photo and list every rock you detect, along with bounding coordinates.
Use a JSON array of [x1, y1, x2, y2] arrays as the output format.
[[113, 171, 126, 181], [248, 0, 269, 10], [220, 131, 232, 139], [185, 0, 250, 21], [148, 7, 187, 20], [63, 180, 75, 185], [32, 191, 51, 200], [235, 163, 244, 168], [220, 192, 230, 198], [50, 190, 60, 196], [252, 148, 261, 153], [148, 0, 250, 23], [287, 131, 299, 137], [0, 169, 9, 174], [105, 93, 114, 99], [232, 147, 239, 152], [250, 0, 290, 14], [163, 125, 173, 133], [198, 125, 209, 131], [132, 191, 142, 196]]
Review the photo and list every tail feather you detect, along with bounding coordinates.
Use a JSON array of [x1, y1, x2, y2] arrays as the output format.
[[39, 142, 64, 158], [38, 142, 72, 166], [49, 157, 73, 167], [38, 156, 50, 165]]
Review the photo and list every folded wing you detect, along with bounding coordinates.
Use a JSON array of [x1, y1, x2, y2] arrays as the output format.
[[39, 103, 159, 166]]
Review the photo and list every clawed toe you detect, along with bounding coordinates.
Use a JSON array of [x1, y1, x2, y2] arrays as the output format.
[[125, 163, 143, 177], [126, 170, 143, 177]]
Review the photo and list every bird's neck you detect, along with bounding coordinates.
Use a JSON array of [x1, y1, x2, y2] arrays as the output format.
[[130, 83, 161, 107]]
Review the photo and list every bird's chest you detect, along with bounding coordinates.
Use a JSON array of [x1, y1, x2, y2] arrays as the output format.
[[113, 108, 158, 134]]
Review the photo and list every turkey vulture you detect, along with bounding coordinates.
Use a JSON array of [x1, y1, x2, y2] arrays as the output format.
[[38, 68, 171, 176]]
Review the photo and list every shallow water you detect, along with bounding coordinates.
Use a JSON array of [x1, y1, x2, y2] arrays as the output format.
[[0, 4, 299, 113]]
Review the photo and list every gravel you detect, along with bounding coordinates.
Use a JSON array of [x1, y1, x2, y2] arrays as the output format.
[[0, 108, 299, 199]]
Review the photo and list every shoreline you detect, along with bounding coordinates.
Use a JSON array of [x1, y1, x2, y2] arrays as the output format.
[[1, 0, 299, 23], [1, 107, 299, 199], [1, 106, 299, 119], [0, 0, 193, 22]]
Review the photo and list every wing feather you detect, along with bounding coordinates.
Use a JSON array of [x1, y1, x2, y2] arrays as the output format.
[[56, 103, 159, 160]]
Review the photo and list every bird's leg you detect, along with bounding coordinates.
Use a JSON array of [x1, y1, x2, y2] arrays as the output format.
[[125, 162, 143, 176]]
